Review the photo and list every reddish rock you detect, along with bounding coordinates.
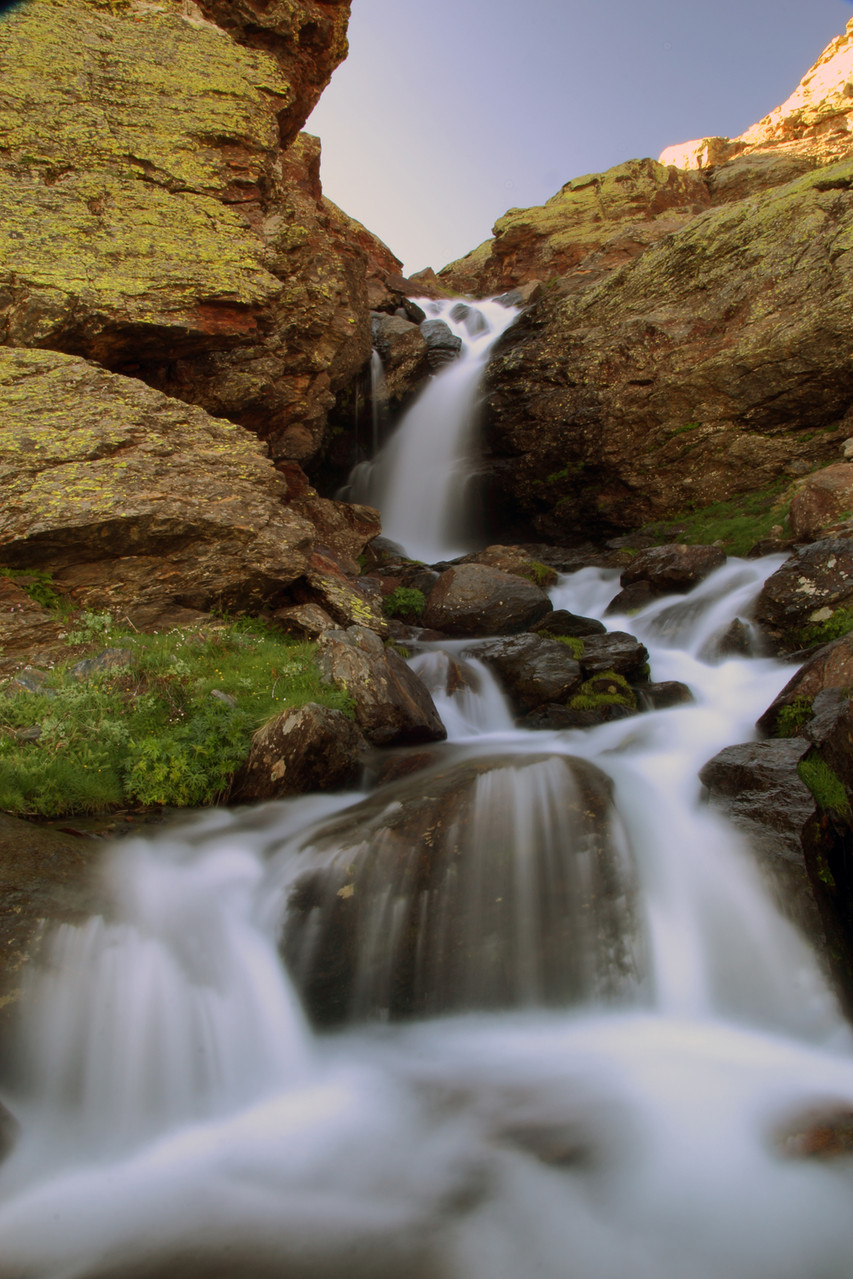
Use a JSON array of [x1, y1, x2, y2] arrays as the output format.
[[788, 464, 853, 541]]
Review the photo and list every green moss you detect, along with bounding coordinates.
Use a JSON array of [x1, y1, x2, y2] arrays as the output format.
[[0, 616, 353, 817], [775, 696, 815, 738], [797, 753, 852, 820], [538, 632, 584, 659], [792, 608, 853, 649], [569, 670, 636, 712], [382, 587, 426, 622], [0, 568, 71, 615], [517, 559, 556, 588]]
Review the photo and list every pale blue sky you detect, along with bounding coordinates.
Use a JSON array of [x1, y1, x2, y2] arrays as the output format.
[[307, 0, 853, 274]]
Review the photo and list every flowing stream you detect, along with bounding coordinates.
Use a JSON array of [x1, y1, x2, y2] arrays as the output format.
[[3, 302, 853, 1278]]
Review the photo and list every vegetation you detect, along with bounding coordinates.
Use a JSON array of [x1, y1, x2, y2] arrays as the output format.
[[538, 632, 584, 659], [797, 753, 852, 820], [569, 670, 636, 712], [791, 607, 853, 650], [639, 481, 790, 557], [775, 696, 814, 738], [383, 587, 426, 622], [517, 559, 556, 589], [0, 614, 353, 817], [0, 568, 71, 615]]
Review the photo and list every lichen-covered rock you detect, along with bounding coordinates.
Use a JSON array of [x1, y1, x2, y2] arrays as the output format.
[[229, 702, 368, 802], [316, 625, 446, 746], [620, 545, 726, 596], [439, 159, 711, 296], [295, 551, 389, 635], [0, 0, 392, 466], [483, 161, 853, 539], [422, 564, 552, 637], [754, 539, 853, 647], [0, 347, 316, 611]]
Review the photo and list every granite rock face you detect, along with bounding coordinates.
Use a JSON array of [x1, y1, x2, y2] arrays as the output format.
[[0, 0, 398, 467]]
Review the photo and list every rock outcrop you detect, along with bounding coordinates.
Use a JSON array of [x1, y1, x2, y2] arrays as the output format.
[[0, 0, 401, 468]]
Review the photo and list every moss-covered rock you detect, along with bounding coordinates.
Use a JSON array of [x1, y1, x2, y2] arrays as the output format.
[[0, 0, 396, 466]]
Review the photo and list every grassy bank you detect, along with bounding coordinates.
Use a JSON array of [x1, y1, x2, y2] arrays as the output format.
[[0, 613, 352, 817]]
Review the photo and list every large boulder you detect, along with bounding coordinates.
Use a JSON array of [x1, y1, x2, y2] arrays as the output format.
[[0, 348, 317, 612], [316, 625, 446, 746], [279, 752, 642, 1023], [787, 464, 853, 541], [0, 0, 397, 467], [422, 564, 552, 637], [483, 159, 853, 540], [619, 545, 726, 596], [229, 703, 368, 803], [754, 540, 853, 648]]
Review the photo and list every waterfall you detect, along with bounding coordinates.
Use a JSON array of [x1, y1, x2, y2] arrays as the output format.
[[350, 298, 518, 562], [4, 352, 853, 1279]]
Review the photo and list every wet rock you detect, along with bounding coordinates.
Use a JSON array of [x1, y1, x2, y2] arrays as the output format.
[[229, 703, 369, 803], [316, 625, 446, 747], [757, 633, 853, 736], [577, 632, 649, 681], [713, 617, 755, 658], [636, 681, 694, 710], [280, 752, 642, 1023], [619, 545, 727, 596], [0, 1100, 18, 1164], [532, 609, 606, 638], [521, 702, 636, 731], [0, 813, 104, 1009], [422, 564, 552, 638], [420, 319, 463, 369], [466, 634, 583, 714], [699, 739, 826, 954], [605, 581, 657, 616], [370, 314, 431, 410], [755, 539, 853, 647]]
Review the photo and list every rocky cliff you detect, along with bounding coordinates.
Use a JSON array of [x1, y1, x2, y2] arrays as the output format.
[[0, 0, 404, 467], [437, 19, 853, 540]]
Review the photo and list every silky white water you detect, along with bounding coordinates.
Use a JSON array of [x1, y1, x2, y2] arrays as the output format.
[[348, 298, 518, 562], [2, 553, 853, 1279]]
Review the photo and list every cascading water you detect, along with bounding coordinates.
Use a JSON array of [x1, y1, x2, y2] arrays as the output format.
[[3, 302, 853, 1278], [348, 298, 519, 563]]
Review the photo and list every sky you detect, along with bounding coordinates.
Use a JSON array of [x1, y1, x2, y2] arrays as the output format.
[[307, 0, 853, 275]]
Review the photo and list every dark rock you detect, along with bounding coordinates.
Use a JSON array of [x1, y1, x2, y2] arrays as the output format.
[[755, 539, 853, 645], [605, 581, 657, 615], [280, 752, 642, 1023], [0, 1100, 18, 1164], [229, 703, 369, 802], [636, 681, 694, 710], [699, 739, 826, 954], [620, 545, 727, 595], [448, 302, 488, 336], [521, 702, 636, 730], [757, 633, 853, 736], [272, 603, 336, 639], [316, 625, 446, 747], [69, 648, 134, 682], [466, 634, 583, 714], [532, 609, 606, 638], [714, 617, 755, 658], [420, 319, 463, 369], [422, 564, 552, 638], [370, 313, 430, 410], [578, 632, 649, 681]]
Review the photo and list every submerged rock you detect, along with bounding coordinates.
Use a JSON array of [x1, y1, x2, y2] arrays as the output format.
[[466, 634, 583, 715], [280, 752, 643, 1023]]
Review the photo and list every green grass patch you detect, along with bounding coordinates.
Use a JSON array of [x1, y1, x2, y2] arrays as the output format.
[[539, 632, 584, 659], [0, 614, 354, 817], [382, 587, 426, 622], [639, 481, 790, 557], [797, 753, 852, 820]]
